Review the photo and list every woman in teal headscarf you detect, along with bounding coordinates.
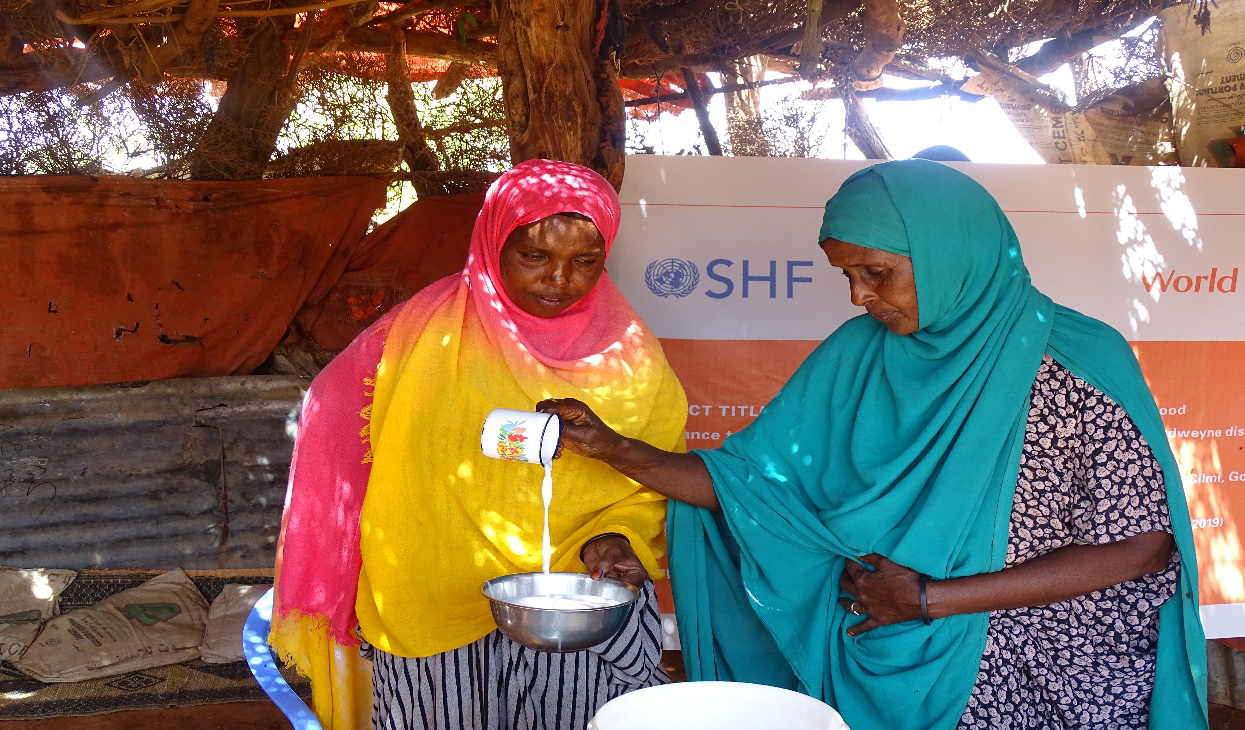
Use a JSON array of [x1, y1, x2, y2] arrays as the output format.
[[540, 159, 1206, 729]]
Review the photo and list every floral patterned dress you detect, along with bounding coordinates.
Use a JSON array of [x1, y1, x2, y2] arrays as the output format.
[[957, 355, 1179, 729]]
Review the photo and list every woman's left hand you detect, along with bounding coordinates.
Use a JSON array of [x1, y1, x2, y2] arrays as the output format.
[[582, 536, 648, 588], [838, 553, 923, 636]]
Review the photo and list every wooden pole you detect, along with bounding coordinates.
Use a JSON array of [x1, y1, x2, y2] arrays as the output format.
[[385, 25, 442, 196], [841, 87, 890, 160], [680, 68, 722, 156], [493, 0, 625, 189]]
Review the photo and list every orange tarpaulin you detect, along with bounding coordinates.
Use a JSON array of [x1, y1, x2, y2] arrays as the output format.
[[282, 192, 481, 368], [2, 175, 389, 389]]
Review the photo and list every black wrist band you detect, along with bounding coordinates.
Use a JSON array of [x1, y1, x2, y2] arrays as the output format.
[[579, 532, 630, 562], [918, 573, 932, 625]]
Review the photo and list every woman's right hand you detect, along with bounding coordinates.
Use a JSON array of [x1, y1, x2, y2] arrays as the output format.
[[536, 398, 626, 462]]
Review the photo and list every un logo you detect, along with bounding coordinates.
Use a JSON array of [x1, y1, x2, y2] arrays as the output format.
[[644, 258, 699, 298]]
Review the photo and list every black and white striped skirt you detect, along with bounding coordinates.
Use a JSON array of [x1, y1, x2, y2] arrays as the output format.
[[369, 581, 669, 730]]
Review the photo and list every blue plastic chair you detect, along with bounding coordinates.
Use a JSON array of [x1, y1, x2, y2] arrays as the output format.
[[243, 587, 323, 730]]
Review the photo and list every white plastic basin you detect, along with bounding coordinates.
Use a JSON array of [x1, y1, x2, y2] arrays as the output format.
[[588, 681, 849, 730]]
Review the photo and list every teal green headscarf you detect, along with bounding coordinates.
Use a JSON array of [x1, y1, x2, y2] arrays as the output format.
[[669, 159, 1206, 729]]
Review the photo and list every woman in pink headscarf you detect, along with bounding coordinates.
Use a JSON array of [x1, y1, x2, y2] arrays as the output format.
[[271, 159, 688, 729]]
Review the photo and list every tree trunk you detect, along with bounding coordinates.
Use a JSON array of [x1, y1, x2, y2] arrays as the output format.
[[723, 56, 770, 157], [493, 0, 625, 189], [852, 0, 906, 90], [681, 68, 722, 156], [189, 20, 299, 180], [841, 87, 891, 160], [385, 25, 442, 197]]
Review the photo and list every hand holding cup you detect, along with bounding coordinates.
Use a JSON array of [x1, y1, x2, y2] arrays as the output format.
[[535, 398, 624, 462]]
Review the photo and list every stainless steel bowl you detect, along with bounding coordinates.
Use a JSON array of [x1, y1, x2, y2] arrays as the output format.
[[481, 572, 640, 653]]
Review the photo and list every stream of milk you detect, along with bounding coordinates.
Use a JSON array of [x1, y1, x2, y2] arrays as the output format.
[[527, 460, 622, 609], [541, 461, 553, 574]]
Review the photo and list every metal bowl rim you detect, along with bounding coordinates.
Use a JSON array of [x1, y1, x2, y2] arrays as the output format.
[[480, 572, 641, 612]]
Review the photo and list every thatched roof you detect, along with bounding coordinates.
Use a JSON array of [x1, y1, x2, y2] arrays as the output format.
[[0, 0, 1204, 181], [6, 0, 1192, 91]]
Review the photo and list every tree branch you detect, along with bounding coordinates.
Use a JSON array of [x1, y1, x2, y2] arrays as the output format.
[[622, 2, 853, 80], [0, 45, 126, 97], [798, 0, 825, 80], [385, 24, 442, 196], [967, 47, 1072, 112], [1012, 10, 1157, 77], [841, 86, 890, 160], [625, 75, 798, 107], [57, 0, 373, 24], [370, 0, 462, 26], [852, 0, 905, 90], [341, 27, 496, 64], [680, 67, 722, 155]]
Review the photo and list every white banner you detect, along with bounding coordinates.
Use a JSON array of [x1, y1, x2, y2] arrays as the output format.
[[612, 156, 1243, 342], [613, 155, 1245, 637]]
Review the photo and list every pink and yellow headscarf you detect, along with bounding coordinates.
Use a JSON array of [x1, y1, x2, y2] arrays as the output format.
[[272, 160, 687, 728]]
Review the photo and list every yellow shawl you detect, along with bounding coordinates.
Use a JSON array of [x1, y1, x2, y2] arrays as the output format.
[[272, 160, 686, 727]]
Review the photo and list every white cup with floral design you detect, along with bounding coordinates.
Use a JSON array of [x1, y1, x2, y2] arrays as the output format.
[[480, 409, 561, 467]]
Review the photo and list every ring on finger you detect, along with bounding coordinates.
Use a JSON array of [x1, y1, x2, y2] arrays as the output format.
[[849, 601, 863, 615]]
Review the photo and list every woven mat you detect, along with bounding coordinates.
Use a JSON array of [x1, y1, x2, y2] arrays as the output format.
[[0, 658, 310, 719], [0, 571, 310, 719]]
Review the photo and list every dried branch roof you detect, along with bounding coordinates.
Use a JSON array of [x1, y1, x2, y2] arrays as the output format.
[[0, 0, 1202, 181], [4, 0, 1192, 98]]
